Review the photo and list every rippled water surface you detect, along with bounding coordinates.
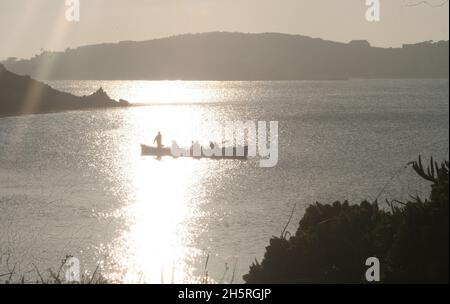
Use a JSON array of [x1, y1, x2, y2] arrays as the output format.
[[0, 79, 448, 283]]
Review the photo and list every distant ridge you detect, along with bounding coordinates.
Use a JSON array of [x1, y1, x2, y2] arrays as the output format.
[[0, 64, 129, 117], [2, 32, 448, 80]]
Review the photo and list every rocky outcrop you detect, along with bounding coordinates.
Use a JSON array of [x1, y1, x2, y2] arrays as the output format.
[[0, 64, 129, 117]]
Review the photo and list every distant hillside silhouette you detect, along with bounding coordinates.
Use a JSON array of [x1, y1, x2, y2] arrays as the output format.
[[2, 32, 448, 80], [0, 64, 129, 117]]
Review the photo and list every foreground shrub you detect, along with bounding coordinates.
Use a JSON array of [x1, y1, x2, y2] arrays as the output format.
[[244, 156, 449, 283]]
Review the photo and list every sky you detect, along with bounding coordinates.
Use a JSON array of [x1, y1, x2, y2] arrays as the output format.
[[0, 0, 448, 60]]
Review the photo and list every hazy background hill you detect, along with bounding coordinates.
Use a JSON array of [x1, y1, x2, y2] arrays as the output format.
[[2, 32, 448, 80]]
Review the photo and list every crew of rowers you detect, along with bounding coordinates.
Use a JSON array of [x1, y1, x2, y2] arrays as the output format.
[[154, 131, 220, 152]]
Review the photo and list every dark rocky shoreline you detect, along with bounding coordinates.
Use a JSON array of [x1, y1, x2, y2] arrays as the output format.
[[0, 64, 129, 117]]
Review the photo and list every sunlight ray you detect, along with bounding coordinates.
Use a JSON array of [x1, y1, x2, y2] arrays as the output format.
[[4, 2, 73, 159]]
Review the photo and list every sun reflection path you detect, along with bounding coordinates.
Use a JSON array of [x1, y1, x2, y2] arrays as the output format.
[[103, 106, 218, 283], [93, 81, 224, 105]]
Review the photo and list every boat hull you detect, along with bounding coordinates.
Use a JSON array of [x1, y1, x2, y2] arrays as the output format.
[[140, 144, 248, 160]]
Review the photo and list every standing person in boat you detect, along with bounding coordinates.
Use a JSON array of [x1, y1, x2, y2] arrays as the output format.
[[153, 131, 163, 149]]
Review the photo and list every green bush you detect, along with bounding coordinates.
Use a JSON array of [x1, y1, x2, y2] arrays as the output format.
[[244, 156, 449, 283]]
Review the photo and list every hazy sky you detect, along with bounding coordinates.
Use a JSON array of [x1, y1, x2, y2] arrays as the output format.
[[0, 0, 448, 59]]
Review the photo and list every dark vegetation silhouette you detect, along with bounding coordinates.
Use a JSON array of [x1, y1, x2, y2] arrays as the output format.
[[2, 32, 448, 80], [244, 156, 449, 283], [0, 255, 108, 284], [0, 64, 129, 117]]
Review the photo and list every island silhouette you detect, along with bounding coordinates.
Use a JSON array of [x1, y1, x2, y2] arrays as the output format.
[[2, 32, 448, 80]]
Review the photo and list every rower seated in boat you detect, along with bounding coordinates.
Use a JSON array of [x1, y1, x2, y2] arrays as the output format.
[[190, 140, 202, 157]]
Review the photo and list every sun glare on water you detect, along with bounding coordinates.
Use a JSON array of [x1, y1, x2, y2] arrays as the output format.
[[106, 81, 219, 105], [96, 86, 222, 283], [110, 158, 208, 283]]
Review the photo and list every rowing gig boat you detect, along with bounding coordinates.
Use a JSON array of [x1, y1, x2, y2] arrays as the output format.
[[140, 144, 248, 160]]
